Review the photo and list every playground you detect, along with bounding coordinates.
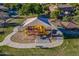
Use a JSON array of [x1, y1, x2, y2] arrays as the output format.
[[0, 16, 63, 48]]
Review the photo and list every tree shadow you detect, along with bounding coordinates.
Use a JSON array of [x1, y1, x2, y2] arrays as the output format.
[[0, 50, 14, 56], [64, 36, 79, 39], [0, 31, 4, 35], [7, 23, 19, 27], [0, 53, 14, 56]]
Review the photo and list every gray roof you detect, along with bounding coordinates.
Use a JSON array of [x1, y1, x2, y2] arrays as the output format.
[[58, 4, 72, 8], [0, 5, 8, 10], [0, 12, 9, 19]]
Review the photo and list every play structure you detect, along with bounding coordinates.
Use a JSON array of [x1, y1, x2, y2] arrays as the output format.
[[24, 25, 62, 40], [24, 25, 48, 36], [24, 24, 52, 41]]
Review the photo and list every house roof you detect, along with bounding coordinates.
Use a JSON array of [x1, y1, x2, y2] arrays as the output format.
[[38, 15, 51, 25], [58, 4, 74, 12], [66, 22, 79, 29], [58, 4, 72, 8], [55, 20, 79, 29], [0, 12, 9, 19], [0, 5, 8, 10]]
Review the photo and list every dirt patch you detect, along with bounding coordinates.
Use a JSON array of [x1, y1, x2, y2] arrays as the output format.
[[11, 32, 36, 43]]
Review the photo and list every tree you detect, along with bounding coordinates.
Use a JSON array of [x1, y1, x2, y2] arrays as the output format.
[[33, 4, 44, 15], [19, 3, 44, 16], [50, 9, 60, 19]]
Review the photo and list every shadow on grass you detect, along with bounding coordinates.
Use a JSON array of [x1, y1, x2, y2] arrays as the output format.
[[0, 23, 20, 28], [0, 22, 19, 28], [0, 31, 4, 35], [0, 53, 14, 56], [64, 36, 79, 39], [0, 50, 14, 56], [7, 23, 19, 27]]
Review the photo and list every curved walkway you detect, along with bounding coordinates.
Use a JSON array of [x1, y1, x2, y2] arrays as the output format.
[[0, 18, 64, 48]]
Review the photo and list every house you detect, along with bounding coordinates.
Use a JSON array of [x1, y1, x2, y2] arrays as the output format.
[[0, 4, 9, 27], [0, 4, 8, 11], [58, 4, 75, 16], [0, 5, 9, 19], [55, 20, 79, 29], [58, 4, 73, 11]]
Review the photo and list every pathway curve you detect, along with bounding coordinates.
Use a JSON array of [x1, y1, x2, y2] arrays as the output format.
[[0, 18, 64, 48]]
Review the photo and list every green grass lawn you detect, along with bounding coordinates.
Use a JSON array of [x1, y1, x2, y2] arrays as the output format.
[[0, 27, 13, 42], [0, 38, 79, 56]]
